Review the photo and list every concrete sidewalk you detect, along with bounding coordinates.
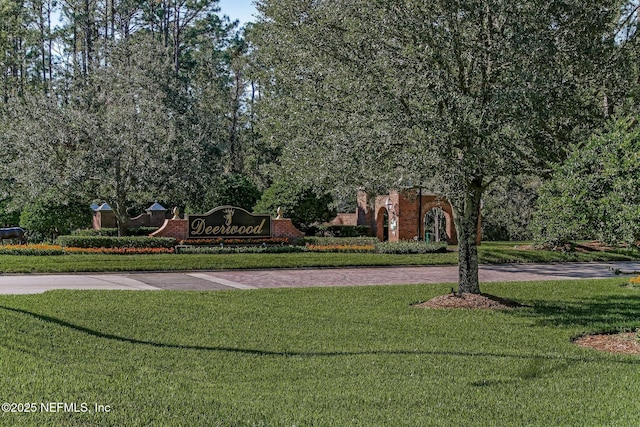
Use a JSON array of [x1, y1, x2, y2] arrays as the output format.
[[1, 261, 639, 295]]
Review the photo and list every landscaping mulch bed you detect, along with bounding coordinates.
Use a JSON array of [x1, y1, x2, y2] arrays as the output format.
[[414, 292, 525, 310], [574, 331, 640, 355]]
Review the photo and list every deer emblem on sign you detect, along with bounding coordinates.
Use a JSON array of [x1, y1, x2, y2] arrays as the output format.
[[223, 208, 235, 226]]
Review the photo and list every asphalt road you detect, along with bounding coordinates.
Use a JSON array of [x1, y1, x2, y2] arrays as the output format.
[[1, 261, 639, 294]]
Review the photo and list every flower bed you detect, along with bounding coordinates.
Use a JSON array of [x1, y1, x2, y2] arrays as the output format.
[[64, 247, 175, 254], [306, 244, 375, 253], [176, 245, 304, 254], [1, 239, 449, 256], [0, 244, 174, 255], [179, 237, 290, 246]]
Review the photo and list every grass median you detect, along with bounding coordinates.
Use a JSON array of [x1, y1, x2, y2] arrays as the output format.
[[0, 279, 638, 425], [0, 242, 639, 273]]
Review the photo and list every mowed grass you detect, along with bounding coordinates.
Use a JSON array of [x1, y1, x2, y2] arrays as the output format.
[[0, 252, 459, 273], [1, 242, 639, 273], [0, 279, 639, 426]]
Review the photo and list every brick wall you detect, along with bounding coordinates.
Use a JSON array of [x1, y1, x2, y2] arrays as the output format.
[[272, 219, 304, 240], [327, 213, 358, 226], [94, 209, 169, 230], [150, 219, 188, 241], [93, 211, 117, 229]]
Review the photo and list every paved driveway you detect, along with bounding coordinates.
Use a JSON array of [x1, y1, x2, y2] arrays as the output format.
[[0, 261, 639, 294]]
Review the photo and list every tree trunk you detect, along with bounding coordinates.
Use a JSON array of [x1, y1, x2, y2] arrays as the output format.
[[452, 180, 483, 294], [113, 201, 129, 237], [228, 72, 242, 173], [47, 1, 52, 83], [113, 158, 128, 236]]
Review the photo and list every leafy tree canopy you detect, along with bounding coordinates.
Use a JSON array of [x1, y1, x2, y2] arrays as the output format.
[[253, 181, 336, 233], [482, 175, 541, 241], [190, 173, 262, 212], [252, 0, 627, 293], [533, 116, 640, 247], [20, 196, 92, 241]]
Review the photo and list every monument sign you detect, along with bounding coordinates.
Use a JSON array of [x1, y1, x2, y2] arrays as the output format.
[[187, 206, 271, 239]]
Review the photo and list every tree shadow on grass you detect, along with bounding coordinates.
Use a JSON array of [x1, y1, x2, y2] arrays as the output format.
[[510, 294, 640, 330], [2, 305, 640, 367]]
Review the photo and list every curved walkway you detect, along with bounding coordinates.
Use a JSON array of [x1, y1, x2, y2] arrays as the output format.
[[1, 261, 640, 294]]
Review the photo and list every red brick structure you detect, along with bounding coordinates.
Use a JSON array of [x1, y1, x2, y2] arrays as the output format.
[[93, 202, 171, 230], [334, 190, 481, 245], [271, 218, 305, 240], [327, 213, 358, 226], [151, 219, 189, 241], [92, 203, 117, 229], [150, 218, 303, 242]]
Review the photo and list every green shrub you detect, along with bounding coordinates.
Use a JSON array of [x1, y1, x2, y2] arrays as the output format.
[[73, 227, 158, 237], [179, 237, 290, 246], [299, 236, 378, 246], [253, 181, 336, 233], [0, 197, 20, 228], [72, 228, 118, 236], [317, 225, 372, 237], [0, 246, 65, 256], [375, 241, 448, 254], [20, 197, 92, 240], [57, 235, 176, 248]]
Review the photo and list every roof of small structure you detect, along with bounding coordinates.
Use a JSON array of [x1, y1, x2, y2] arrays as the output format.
[[146, 202, 167, 212], [90, 203, 100, 211], [96, 202, 112, 211]]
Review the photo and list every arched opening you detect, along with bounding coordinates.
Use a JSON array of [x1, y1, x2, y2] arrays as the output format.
[[382, 209, 389, 241], [376, 207, 390, 241], [424, 207, 448, 243]]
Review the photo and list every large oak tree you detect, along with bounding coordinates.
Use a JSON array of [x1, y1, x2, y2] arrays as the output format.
[[252, 0, 628, 293]]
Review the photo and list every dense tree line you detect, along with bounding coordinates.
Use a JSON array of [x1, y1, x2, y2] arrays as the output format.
[[533, 117, 640, 247], [0, 0, 276, 235]]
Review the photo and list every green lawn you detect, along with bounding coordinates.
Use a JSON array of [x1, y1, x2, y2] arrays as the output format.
[[0, 242, 639, 273], [0, 279, 639, 426]]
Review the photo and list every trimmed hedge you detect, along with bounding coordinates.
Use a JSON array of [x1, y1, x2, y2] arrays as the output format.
[[72, 227, 159, 237], [317, 225, 372, 237], [300, 236, 378, 246], [375, 241, 448, 254], [57, 235, 176, 249], [0, 246, 65, 256], [307, 244, 375, 253]]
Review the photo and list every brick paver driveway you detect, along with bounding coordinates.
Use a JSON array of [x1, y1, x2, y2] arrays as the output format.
[[1, 261, 639, 294]]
